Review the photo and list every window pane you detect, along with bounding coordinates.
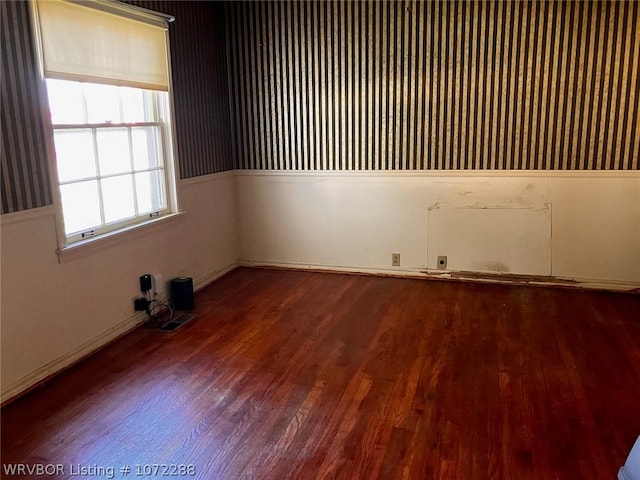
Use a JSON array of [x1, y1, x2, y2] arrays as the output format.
[[46, 79, 84, 124], [84, 83, 121, 123], [135, 170, 166, 214], [45, 79, 175, 243], [97, 128, 131, 175], [53, 130, 96, 182], [121, 87, 149, 122], [101, 175, 135, 223], [60, 180, 101, 234], [132, 126, 162, 170]]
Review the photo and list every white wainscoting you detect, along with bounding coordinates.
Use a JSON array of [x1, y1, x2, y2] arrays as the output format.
[[236, 170, 640, 290], [1, 171, 239, 404]]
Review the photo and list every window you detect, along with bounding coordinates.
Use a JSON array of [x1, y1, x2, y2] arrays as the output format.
[[47, 79, 171, 242], [34, 0, 178, 245]]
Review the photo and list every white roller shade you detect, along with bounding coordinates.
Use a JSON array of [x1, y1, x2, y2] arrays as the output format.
[[36, 0, 169, 91]]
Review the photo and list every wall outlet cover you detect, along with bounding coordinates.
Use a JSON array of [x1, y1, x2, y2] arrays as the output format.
[[437, 255, 448, 270], [153, 273, 163, 294], [392, 253, 400, 267]]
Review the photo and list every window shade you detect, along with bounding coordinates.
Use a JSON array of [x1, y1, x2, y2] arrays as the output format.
[[36, 0, 169, 91]]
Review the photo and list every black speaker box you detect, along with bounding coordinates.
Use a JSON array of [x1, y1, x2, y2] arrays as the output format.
[[171, 277, 194, 310]]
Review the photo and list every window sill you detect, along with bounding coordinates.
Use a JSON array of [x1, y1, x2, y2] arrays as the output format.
[[56, 212, 185, 264]]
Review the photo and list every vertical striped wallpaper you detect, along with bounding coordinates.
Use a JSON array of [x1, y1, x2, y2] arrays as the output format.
[[1, 1, 233, 215], [129, 1, 235, 178], [225, 1, 640, 171], [1, 1, 53, 214], [3, 1, 638, 215]]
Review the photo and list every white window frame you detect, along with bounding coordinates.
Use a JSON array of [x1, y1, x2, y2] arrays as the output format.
[[30, 1, 182, 258]]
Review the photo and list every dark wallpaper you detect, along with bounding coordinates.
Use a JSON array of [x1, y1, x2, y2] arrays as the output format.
[[225, 1, 640, 171]]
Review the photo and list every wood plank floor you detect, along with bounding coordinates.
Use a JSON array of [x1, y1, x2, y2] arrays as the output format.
[[2, 267, 639, 479]]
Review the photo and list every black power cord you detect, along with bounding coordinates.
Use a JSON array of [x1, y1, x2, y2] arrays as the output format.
[[143, 290, 174, 327]]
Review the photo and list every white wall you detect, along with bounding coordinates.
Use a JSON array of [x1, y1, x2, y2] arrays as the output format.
[[3, 169, 638, 402], [236, 171, 640, 289], [0, 172, 239, 403]]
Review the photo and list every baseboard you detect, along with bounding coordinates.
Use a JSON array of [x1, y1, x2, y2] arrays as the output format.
[[2, 259, 632, 405], [239, 260, 640, 293], [0, 311, 147, 406], [193, 261, 239, 292], [0, 262, 241, 407]]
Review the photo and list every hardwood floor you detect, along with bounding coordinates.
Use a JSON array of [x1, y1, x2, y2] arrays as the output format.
[[2, 267, 639, 479]]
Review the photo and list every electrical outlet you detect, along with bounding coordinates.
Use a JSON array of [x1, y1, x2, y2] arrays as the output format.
[[437, 255, 447, 270], [153, 273, 163, 294], [392, 253, 400, 267]]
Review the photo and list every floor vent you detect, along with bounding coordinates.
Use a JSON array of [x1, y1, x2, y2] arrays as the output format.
[[158, 312, 197, 333]]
